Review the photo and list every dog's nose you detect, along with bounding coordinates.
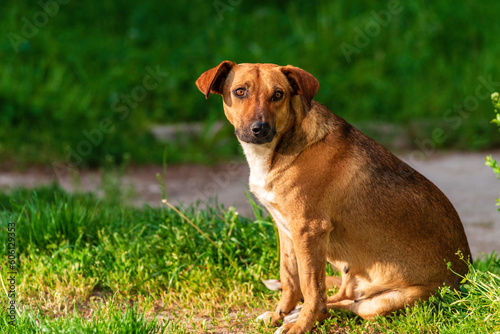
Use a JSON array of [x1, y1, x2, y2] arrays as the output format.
[[250, 121, 271, 138]]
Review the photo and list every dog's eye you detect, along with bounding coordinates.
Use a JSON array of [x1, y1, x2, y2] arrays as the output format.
[[272, 91, 284, 102], [234, 88, 246, 97]]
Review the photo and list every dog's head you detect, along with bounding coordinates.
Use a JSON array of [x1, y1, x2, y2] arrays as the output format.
[[196, 61, 319, 145]]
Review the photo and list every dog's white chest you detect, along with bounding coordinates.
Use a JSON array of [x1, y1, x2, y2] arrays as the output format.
[[240, 142, 292, 239]]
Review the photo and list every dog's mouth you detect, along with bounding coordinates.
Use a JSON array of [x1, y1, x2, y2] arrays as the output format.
[[235, 128, 276, 145]]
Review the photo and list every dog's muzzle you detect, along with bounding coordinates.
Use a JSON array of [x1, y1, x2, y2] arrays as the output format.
[[236, 121, 275, 144], [250, 121, 271, 138]]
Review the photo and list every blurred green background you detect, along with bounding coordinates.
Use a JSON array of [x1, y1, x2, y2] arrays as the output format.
[[1, 0, 499, 168]]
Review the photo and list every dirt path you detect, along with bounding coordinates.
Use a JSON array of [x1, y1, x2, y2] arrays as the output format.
[[1, 151, 499, 258]]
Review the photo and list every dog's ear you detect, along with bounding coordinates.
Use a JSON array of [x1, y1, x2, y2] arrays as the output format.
[[280, 65, 319, 109], [196, 60, 236, 99]]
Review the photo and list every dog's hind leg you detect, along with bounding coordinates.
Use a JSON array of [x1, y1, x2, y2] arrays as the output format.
[[351, 285, 436, 319], [325, 285, 436, 321], [281, 285, 436, 327]]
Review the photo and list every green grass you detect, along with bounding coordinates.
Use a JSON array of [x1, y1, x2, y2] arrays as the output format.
[[1, 185, 500, 333], [1, 0, 500, 167]]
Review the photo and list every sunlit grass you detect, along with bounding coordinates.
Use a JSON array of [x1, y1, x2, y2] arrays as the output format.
[[0, 185, 499, 333]]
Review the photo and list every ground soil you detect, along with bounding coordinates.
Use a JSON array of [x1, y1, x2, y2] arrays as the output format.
[[1, 151, 499, 258]]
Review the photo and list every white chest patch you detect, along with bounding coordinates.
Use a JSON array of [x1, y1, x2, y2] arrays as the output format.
[[240, 141, 292, 239]]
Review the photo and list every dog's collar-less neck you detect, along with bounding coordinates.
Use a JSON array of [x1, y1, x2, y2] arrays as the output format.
[[239, 140, 274, 170], [240, 139, 293, 239]]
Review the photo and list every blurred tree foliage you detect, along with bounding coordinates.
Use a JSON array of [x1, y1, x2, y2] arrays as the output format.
[[0, 0, 499, 167]]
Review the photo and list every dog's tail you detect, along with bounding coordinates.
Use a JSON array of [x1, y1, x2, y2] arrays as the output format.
[[262, 276, 342, 291]]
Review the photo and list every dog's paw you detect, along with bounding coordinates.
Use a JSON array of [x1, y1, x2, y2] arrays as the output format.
[[274, 323, 295, 334], [256, 311, 273, 324], [274, 326, 285, 334], [283, 305, 302, 324], [261, 278, 282, 291]]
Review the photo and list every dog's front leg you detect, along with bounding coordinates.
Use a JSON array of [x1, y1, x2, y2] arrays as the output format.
[[279, 220, 330, 334], [270, 229, 303, 326]]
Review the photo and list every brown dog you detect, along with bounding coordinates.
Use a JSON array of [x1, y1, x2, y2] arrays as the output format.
[[196, 61, 471, 334]]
